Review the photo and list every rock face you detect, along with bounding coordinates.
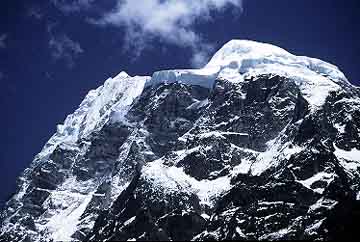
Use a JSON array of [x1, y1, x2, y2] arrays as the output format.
[[1, 40, 360, 241]]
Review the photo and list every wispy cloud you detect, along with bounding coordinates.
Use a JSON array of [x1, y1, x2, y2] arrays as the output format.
[[49, 0, 243, 67], [0, 72, 3, 80], [27, 6, 44, 20], [90, 0, 243, 67], [49, 33, 84, 68], [51, 0, 96, 14], [0, 34, 7, 49]]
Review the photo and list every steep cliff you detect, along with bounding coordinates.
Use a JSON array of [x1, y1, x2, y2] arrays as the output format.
[[1, 40, 360, 241]]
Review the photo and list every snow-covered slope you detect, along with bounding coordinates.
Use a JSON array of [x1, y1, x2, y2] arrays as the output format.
[[1, 40, 360, 241], [147, 40, 350, 111], [37, 71, 150, 160], [0, 72, 150, 242]]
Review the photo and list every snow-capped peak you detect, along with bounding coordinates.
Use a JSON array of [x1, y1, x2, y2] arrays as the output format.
[[115, 71, 130, 79], [206, 39, 294, 69], [206, 39, 347, 83], [33, 72, 150, 164], [2, 39, 360, 242], [145, 39, 349, 88], [145, 39, 349, 111]]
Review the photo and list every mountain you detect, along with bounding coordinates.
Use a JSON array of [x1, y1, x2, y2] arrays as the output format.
[[1, 40, 360, 241]]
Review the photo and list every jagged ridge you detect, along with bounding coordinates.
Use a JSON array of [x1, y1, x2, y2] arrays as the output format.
[[1, 40, 360, 241]]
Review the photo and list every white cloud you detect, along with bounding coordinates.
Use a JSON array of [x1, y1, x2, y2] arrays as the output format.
[[92, 0, 243, 67], [190, 46, 214, 68], [52, 0, 95, 14], [0, 34, 7, 49], [49, 33, 84, 68]]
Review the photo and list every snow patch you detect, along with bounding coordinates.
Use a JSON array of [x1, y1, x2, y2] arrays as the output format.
[[334, 145, 360, 162], [334, 144, 360, 172], [186, 98, 209, 110], [298, 172, 334, 194], [231, 158, 253, 175], [259, 227, 291, 240], [251, 138, 303, 176], [44, 192, 93, 242], [334, 123, 346, 133], [110, 175, 130, 202], [109, 75, 149, 123], [305, 218, 325, 236], [142, 159, 231, 207], [235, 227, 246, 237], [36, 176, 108, 241], [308, 197, 338, 213], [201, 213, 210, 220], [123, 216, 136, 227]]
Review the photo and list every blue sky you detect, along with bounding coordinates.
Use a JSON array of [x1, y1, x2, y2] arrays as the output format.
[[0, 0, 359, 206]]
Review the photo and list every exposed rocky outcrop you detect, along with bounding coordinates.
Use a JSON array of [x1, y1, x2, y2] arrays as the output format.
[[1, 40, 360, 241]]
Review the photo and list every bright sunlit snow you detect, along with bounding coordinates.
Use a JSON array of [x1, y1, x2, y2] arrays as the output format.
[[145, 40, 349, 112], [142, 158, 231, 207]]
